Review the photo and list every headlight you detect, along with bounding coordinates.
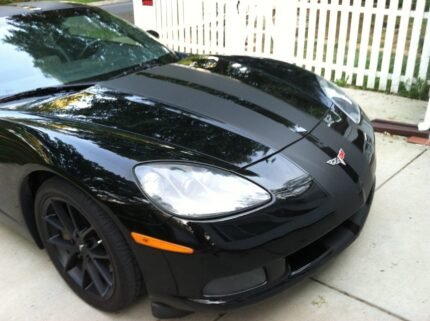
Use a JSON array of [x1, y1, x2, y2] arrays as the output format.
[[134, 162, 271, 219], [317, 77, 361, 124]]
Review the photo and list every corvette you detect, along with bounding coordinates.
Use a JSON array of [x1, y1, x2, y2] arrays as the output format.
[[0, 2, 376, 318]]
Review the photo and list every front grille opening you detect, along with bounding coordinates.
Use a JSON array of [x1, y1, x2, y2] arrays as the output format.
[[203, 267, 267, 297], [288, 241, 328, 276]]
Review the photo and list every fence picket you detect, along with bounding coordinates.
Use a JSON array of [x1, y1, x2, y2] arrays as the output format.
[[325, 0, 339, 80], [220, 1, 226, 54], [183, 0, 191, 52], [170, 0, 178, 51], [418, 13, 430, 80], [305, 0, 317, 70], [210, 0, 217, 53], [334, 0, 349, 81], [262, 3, 273, 56], [391, 0, 413, 92], [346, 0, 361, 85], [274, 0, 297, 62], [296, 1, 307, 67], [134, 0, 430, 94], [405, 0, 426, 86], [203, 1, 210, 54], [166, 0, 171, 44], [356, 0, 373, 86], [367, 0, 385, 89], [315, 0, 328, 75], [248, 2, 259, 55], [379, 0, 399, 90], [176, 0, 183, 52], [254, 4, 264, 56]]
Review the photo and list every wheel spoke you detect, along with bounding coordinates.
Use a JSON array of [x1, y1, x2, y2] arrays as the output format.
[[43, 214, 65, 233], [51, 201, 74, 234], [48, 234, 75, 250], [89, 239, 103, 250], [90, 257, 112, 286], [86, 260, 107, 296], [64, 252, 79, 271], [80, 258, 89, 290], [80, 227, 95, 240], [89, 246, 109, 260], [66, 204, 79, 232]]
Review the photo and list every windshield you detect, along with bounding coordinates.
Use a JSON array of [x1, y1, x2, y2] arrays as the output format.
[[0, 7, 177, 97]]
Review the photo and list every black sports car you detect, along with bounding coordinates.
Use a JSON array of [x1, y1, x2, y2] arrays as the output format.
[[0, 2, 376, 319]]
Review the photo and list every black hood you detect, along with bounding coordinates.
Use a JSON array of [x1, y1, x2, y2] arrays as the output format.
[[19, 55, 333, 167]]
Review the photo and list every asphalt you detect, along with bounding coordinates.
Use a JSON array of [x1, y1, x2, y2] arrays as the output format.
[[0, 89, 429, 321], [97, 0, 134, 23]]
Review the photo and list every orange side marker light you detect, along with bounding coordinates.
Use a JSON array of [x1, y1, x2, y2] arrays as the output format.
[[131, 232, 194, 254]]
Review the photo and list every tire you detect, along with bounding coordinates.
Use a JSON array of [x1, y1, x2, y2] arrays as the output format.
[[35, 177, 143, 312]]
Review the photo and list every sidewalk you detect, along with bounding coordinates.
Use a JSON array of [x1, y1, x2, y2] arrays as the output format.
[[345, 88, 428, 125], [0, 90, 428, 321]]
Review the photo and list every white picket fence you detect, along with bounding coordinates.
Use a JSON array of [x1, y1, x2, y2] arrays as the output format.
[[133, 0, 430, 95]]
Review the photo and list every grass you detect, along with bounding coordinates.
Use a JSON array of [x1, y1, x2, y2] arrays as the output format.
[[0, 0, 26, 4], [398, 78, 430, 100], [335, 75, 349, 87]]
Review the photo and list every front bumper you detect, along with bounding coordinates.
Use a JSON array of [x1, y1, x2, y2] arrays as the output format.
[[132, 182, 374, 313], [197, 184, 373, 309]]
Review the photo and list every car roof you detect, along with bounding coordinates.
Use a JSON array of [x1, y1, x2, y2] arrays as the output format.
[[0, 1, 84, 18]]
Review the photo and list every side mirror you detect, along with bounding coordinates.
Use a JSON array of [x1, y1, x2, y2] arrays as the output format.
[[146, 30, 159, 39]]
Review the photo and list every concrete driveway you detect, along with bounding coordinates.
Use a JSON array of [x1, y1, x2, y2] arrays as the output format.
[[0, 91, 429, 321]]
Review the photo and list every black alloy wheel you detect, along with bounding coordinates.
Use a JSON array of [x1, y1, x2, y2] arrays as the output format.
[[35, 177, 143, 311], [43, 198, 114, 298]]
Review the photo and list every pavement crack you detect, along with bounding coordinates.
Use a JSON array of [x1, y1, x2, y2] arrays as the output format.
[[213, 313, 226, 321], [376, 149, 428, 191], [310, 278, 411, 321]]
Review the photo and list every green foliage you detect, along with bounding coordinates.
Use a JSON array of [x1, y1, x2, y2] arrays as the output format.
[[0, 0, 100, 4], [398, 78, 429, 100], [335, 75, 349, 88], [0, 0, 25, 4]]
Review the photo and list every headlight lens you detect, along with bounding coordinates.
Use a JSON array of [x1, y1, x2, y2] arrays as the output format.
[[318, 77, 361, 124], [134, 163, 271, 218]]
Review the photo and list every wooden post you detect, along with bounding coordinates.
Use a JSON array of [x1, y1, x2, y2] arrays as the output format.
[[418, 99, 430, 132]]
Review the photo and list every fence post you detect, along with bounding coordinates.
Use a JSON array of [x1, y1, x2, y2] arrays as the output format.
[[418, 99, 430, 132], [274, 0, 297, 63]]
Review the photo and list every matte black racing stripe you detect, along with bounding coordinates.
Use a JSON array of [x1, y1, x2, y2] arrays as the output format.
[[139, 72, 304, 134], [101, 73, 309, 152], [305, 134, 359, 183]]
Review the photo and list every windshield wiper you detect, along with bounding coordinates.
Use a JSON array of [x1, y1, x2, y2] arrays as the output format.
[[0, 83, 95, 104]]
